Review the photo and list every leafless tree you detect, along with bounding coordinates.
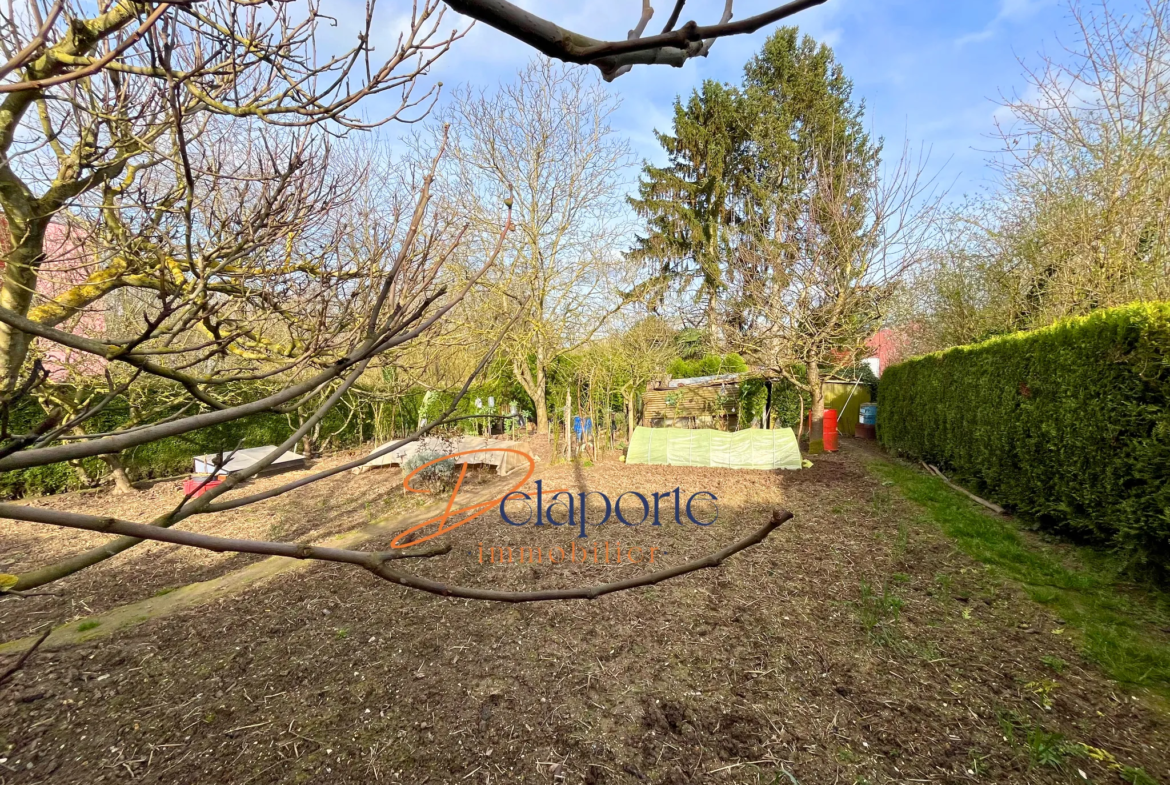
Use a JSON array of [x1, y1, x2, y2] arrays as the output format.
[[0, 0, 468, 396], [429, 58, 634, 435], [994, 0, 1170, 315], [0, 135, 523, 589], [739, 144, 940, 449], [0, 0, 811, 603], [905, 0, 1170, 350]]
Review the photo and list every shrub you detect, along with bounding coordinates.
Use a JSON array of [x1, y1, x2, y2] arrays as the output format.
[[403, 449, 460, 491], [738, 376, 769, 427], [878, 302, 1170, 576], [768, 376, 811, 429], [667, 353, 748, 379]]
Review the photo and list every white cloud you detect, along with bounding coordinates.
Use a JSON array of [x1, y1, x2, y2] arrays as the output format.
[[956, 27, 997, 46], [956, 0, 1056, 47], [818, 27, 845, 49]]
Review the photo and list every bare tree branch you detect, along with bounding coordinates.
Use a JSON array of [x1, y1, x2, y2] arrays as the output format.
[[0, 625, 52, 688], [442, 0, 829, 80], [0, 504, 793, 603]]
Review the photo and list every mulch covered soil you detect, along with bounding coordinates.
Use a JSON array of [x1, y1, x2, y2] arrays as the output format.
[[1, 443, 1168, 784], [0, 451, 444, 641]]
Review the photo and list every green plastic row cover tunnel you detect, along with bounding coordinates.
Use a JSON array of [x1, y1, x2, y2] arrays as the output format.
[[625, 427, 802, 470]]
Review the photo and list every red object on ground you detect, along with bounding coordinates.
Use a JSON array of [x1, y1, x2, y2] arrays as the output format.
[[804, 409, 841, 451], [823, 409, 839, 452], [183, 477, 223, 497]]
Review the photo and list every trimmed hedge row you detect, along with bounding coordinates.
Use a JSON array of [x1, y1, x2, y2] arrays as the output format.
[[878, 303, 1170, 576]]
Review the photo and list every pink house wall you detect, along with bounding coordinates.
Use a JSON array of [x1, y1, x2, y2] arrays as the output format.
[[0, 221, 107, 380], [866, 327, 916, 374]]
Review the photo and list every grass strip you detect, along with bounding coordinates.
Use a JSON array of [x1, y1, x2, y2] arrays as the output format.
[[869, 458, 1170, 700]]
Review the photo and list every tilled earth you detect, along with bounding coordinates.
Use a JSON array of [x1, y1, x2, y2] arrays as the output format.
[[0, 451, 435, 641], [1, 444, 1168, 784]]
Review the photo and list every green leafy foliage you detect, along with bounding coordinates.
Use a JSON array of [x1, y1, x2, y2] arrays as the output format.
[[879, 303, 1170, 576], [626, 80, 748, 316], [674, 328, 707, 360], [667, 352, 747, 379], [737, 376, 769, 427], [627, 26, 874, 352], [0, 375, 532, 499], [767, 377, 812, 430]]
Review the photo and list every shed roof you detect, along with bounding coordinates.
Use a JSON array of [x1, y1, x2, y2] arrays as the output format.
[[657, 372, 746, 390]]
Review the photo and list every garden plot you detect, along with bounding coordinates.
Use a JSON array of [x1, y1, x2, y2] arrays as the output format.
[[2, 445, 1168, 784]]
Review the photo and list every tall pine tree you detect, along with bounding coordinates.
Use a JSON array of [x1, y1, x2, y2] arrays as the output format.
[[626, 80, 749, 346], [743, 28, 873, 194], [628, 29, 876, 351], [630, 27, 888, 450]]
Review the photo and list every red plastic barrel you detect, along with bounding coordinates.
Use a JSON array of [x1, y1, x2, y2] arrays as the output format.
[[823, 409, 839, 452]]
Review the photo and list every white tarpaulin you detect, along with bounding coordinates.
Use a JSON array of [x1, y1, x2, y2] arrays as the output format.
[[193, 446, 306, 476], [357, 436, 534, 476]]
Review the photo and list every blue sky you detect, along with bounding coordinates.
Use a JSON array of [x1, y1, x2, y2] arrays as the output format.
[[377, 0, 1140, 199]]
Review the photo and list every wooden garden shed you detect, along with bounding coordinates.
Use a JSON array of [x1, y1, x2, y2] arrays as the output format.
[[642, 373, 745, 430], [642, 373, 872, 435]]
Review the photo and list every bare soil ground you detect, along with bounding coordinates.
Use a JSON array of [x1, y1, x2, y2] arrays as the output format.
[[0, 450, 451, 640], [1, 442, 1168, 784]]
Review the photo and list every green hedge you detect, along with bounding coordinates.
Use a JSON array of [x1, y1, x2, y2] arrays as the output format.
[[668, 353, 748, 379], [878, 303, 1170, 576]]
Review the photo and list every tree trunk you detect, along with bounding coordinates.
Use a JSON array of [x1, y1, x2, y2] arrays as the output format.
[[532, 380, 549, 435], [0, 224, 49, 393], [625, 391, 636, 441], [514, 353, 550, 435], [564, 388, 572, 458], [807, 363, 826, 454], [706, 293, 720, 350], [100, 453, 136, 494]]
